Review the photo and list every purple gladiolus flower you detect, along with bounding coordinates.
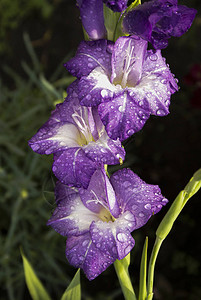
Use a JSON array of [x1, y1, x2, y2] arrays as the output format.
[[123, 0, 197, 49], [28, 81, 125, 188], [76, 0, 128, 40], [47, 167, 168, 280], [65, 37, 178, 141]]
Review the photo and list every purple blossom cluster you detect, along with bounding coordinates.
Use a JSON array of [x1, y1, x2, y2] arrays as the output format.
[[29, 0, 196, 280]]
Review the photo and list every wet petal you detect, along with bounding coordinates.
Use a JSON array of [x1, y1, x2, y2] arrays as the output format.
[[110, 168, 168, 230], [66, 233, 115, 280], [111, 36, 147, 87], [29, 122, 82, 155], [135, 49, 178, 116], [53, 149, 99, 188], [83, 131, 125, 164], [76, 0, 106, 40], [47, 182, 100, 236], [122, 0, 196, 49], [98, 92, 150, 141], [80, 168, 120, 218], [77, 66, 121, 107], [65, 40, 112, 79], [90, 211, 135, 260]]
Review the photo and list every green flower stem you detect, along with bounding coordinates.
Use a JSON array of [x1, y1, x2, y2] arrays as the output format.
[[114, 255, 137, 300], [146, 168, 201, 300], [146, 237, 163, 300]]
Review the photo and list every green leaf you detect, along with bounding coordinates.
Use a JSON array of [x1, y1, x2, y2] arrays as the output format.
[[21, 250, 52, 300], [114, 254, 137, 300], [61, 269, 81, 300], [139, 237, 148, 300]]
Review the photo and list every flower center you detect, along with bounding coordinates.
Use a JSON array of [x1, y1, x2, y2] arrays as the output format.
[[72, 107, 94, 146], [98, 207, 115, 223]]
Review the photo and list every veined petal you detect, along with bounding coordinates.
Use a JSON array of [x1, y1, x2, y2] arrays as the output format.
[[65, 40, 112, 79], [76, 0, 106, 40], [134, 49, 178, 116], [110, 168, 168, 230], [111, 36, 147, 88], [47, 182, 100, 236], [52, 149, 98, 188], [79, 168, 120, 218], [78, 66, 122, 106], [98, 92, 150, 141], [83, 131, 125, 164], [90, 211, 135, 260], [66, 233, 115, 280], [29, 123, 83, 155]]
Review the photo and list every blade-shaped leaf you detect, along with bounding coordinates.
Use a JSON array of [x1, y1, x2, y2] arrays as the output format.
[[139, 237, 148, 300], [21, 250, 52, 300], [61, 269, 81, 300]]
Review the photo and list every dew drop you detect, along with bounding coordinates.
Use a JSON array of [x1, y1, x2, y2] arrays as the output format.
[[156, 109, 166, 116], [127, 129, 134, 136], [161, 78, 167, 84], [117, 232, 127, 243], [139, 212, 144, 218], [149, 54, 158, 61], [118, 105, 124, 112], [86, 94, 91, 100], [101, 89, 108, 97], [144, 203, 151, 210]]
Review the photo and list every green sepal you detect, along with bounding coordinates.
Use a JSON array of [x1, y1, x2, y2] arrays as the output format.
[[139, 237, 148, 300], [103, 4, 121, 41], [61, 269, 81, 300], [21, 249, 52, 300]]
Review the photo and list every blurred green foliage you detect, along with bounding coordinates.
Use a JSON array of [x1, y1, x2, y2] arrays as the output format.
[[0, 0, 53, 54]]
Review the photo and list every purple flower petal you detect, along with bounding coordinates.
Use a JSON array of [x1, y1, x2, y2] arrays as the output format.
[[111, 36, 148, 87], [123, 0, 197, 49], [110, 168, 168, 229], [66, 233, 115, 280], [77, 66, 120, 106], [98, 92, 150, 141], [83, 131, 125, 164], [76, 0, 106, 40], [53, 149, 99, 188], [103, 0, 128, 12], [133, 49, 178, 116], [65, 40, 112, 79], [79, 168, 120, 217], [47, 183, 99, 236]]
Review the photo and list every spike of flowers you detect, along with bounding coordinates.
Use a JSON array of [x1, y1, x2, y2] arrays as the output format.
[[65, 36, 178, 141], [29, 81, 125, 188], [123, 0, 197, 49], [47, 167, 168, 280]]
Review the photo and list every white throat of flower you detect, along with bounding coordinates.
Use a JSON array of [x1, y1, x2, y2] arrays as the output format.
[[72, 107, 94, 146]]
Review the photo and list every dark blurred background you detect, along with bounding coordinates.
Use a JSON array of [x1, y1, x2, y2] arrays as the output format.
[[0, 0, 201, 299]]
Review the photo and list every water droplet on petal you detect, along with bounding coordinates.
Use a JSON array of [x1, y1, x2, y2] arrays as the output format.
[[149, 54, 158, 61], [127, 129, 134, 136], [139, 212, 144, 217], [144, 203, 152, 210], [117, 232, 127, 243], [156, 109, 166, 116], [161, 78, 167, 84], [101, 89, 108, 97], [124, 213, 135, 221], [118, 105, 124, 112]]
